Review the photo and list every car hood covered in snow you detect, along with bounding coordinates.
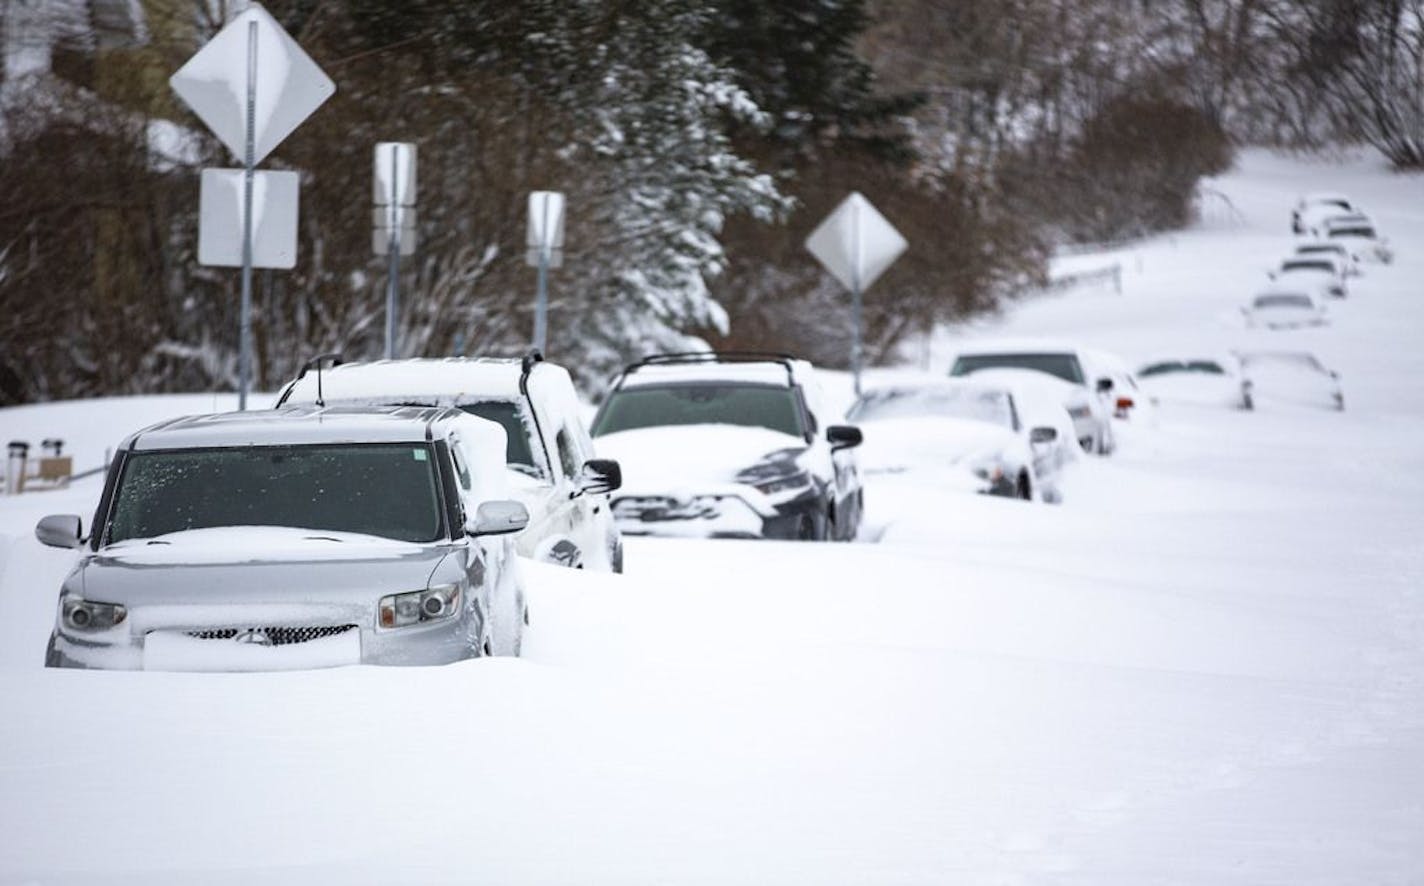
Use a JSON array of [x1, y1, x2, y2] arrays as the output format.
[[80, 526, 449, 610], [593, 424, 809, 495], [855, 416, 1018, 479]]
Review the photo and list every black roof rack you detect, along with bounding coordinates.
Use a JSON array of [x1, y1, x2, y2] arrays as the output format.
[[619, 351, 800, 387], [294, 352, 344, 379], [520, 349, 545, 377]]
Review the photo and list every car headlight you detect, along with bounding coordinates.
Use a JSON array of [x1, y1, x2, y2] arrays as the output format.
[[967, 457, 1006, 483], [62, 598, 126, 632], [749, 470, 812, 495], [1066, 405, 1092, 420], [378, 584, 461, 629]]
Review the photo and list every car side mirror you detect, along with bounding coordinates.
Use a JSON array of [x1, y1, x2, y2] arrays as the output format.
[[36, 514, 83, 549], [576, 458, 622, 497], [1028, 427, 1057, 445], [467, 500, 530, 537], [826, 425, 863, 451], [1095, 377, 1114, 393]]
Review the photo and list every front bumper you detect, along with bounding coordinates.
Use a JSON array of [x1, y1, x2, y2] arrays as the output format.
[[46, 605, 483, 671], [612, 487, 824, 540]]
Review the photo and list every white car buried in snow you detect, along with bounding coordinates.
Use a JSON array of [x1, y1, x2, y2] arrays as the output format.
[[1295, 241, 1361, 277], [1324, 216, 1394, 265], [845, 379, 1071, 503], [1242, 290, 1328, 330], [947, 339, 1115, 455], [1291, 192, 1357, 234], [1269, 255, 1349, 299], [1237, 351, 1345, 411], [1136, 356, 1254, 410], [590, 353, 864, 541], [275, 353, 625, 571]]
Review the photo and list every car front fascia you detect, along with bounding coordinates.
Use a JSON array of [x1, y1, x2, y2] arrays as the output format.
[[45, 542, 484, 670]]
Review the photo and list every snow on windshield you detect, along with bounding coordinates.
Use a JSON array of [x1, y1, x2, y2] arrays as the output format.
[[107, 444, 444, 544], [848, 386, 1015, 429], [593, 383, 806, 438], [950, 353, 1085, 385]]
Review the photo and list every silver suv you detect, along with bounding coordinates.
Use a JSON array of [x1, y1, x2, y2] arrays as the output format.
[[276, 353, 624, 571], [38, 406, 531, 670]]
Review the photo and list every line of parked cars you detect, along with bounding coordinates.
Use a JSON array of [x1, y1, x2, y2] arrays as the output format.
[[36, 187, 1381, 671], [1247, 191, 1397, 331]]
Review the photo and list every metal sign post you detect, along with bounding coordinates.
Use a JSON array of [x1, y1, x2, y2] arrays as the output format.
[[526, 191, 565, 353], [805, 192, 907, 395], [373, 142, 417, 360], [238, 20, 257, 410], [171, 2, 335, 408]]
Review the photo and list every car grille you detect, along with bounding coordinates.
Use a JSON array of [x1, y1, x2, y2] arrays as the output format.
[[613, 495, 722, 522], [184, 625, 357, 646]]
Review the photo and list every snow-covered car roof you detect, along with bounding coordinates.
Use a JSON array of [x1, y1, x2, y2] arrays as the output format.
[[952, 366, 1083, 398], [618, 361, 795, 389], [1298, 192, 1351, 206], [947, 336, 1088, 357], [1236, 351, 1330, 372], [278, 357, 538, 406], [848, 379, 1017, 426], [126, 405, 461, 450]]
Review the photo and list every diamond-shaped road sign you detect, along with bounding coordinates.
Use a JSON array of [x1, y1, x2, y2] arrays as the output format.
[[805, 191, 907, 294], [199, 169, 299, 268], [170, 3, 335, 166]]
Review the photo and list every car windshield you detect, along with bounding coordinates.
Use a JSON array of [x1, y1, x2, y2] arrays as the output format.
[[107, 444, 444, 544], [1329, 227, 1375, 239], [1282, 260, 1332, 273], [458, 400, 541, 477], [847, 386, 1015, 429], [1139, 360, 1225, 377], [1254, 294, 1312, 309], [592, 383, 806, 437], [950, 353, 1084, 384], [1185, 360, 1226, 374], [1297, 246, 1339, 256]]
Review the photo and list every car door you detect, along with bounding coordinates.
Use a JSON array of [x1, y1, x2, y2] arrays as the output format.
[[444, 433, 497, 642]]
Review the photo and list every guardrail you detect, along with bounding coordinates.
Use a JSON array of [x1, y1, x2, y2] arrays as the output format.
[[1044, 262, 1123, 295]]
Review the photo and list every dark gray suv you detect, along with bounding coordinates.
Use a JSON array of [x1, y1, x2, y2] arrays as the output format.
[[37, 406, 530, 671]]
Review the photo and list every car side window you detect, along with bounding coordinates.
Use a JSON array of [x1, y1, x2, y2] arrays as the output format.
[[795, 388, 818, 434], [555, 428, 581, 482], [447, 435, 473, 491]]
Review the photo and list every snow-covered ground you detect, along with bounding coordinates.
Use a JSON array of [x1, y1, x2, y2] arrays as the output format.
[[1, 149, 1421, 884]]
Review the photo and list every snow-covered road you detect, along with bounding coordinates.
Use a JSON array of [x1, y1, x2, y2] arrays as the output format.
[[1, 149, 1421, 884]]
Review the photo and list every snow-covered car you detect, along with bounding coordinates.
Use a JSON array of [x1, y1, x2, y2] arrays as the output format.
[[948, 339, 1115, 454], [1081, 346, 1152, 422], [1291, 192, 1356, 234], [590, 353, 864, 541], [1242, 290, 1328, 330], [1136, 356, 1253, 410], [1324, 217, 1394, 265], [38, 406, 531, 670], [845, 379, 1070, 502], [1269, 255, 1349, 298], [276, 353, 624, 572], [1237, 351, 1344, 411], [1295, 241, 1360, 277]]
